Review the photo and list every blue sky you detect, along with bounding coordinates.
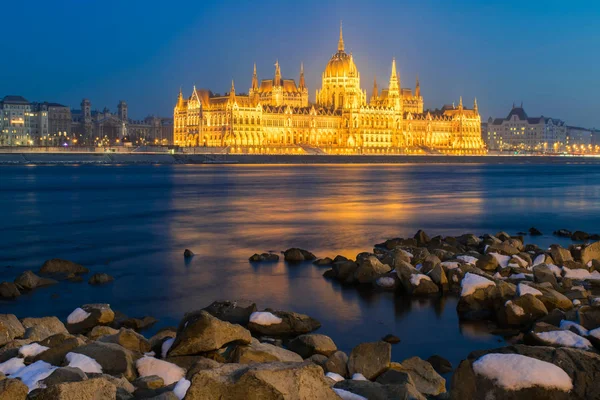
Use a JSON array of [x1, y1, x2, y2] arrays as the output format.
[[1, 0, 599, 127]]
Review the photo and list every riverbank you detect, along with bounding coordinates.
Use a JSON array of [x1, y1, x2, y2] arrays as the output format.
[[2, 152, 600, 165], [1, 229, 599, 399]]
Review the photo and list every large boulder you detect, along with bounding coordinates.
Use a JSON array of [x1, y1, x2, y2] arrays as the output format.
[[21, 316, 68, 341], [33, 377, 117, 400], [0, 378, 28, 400], [347, 341, 391, 380], [476, 254, 499, 271], [0, 315, 25, 346], [403, 274, 440, 295], [0, 282, 20, 299], [451, 344, 600, 400], [331, 260, 359, 283], [549, 245, 573, 266], [71, 341, 138, 380], [394, 357, 446, 396], [185, 361, 339, 400], [168, 310, 251, 356], [39, 259, 89, 276], [66, 304, 115, 334], [88, 273, 114, 285], [203, 300, 257, 325], [576, 241, 600, 265], [283, 248, 316, 262], [428, 264, 449, 291], [324, 351, 348, 377], [247, 310, 320, 336], [13, 271, 57, 290], [499, 294, 548, 327], [287, 334, 337, 358], [578, 306, 600, 330], [231, 340, 303, 364], [354, 256, 392, 284], [537, 287, 573, 312], [334, 379, 425, 400], [533, 264, 559, 288], [40, 366, 88, 386], [456, 273, 503, 320], [33, 333, 85, 365], [98, 328, 151, 354], [249, 253, 279, 262]]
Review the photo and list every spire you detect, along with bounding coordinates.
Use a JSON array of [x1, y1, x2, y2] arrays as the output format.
[[458, 96, 463, 109], [251, 63, 258, 90], [388, 57, 400, 93], [373, 76, 378, 99], [338, 21, 344, 52], [520, 101, 523, 108], [415, 75, 420, 97], [229, 80, 236, 101], [274, 60, 281, 86], [474, 97, 478, 112], [177, 87, 185, 108], [299, 62, 306, 89]]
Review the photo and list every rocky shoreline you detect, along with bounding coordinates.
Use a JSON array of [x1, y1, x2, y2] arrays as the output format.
[[1, 228, 600, 399]]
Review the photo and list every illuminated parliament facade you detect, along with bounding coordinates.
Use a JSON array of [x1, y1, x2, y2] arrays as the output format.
[[174, 27, 485, 154]]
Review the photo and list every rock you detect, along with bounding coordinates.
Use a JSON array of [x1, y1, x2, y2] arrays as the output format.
[[395, 356, 446, 396], [571, 231, 590, 241], [13, 270, 57, 290], [249, 253, 279, 262], [287, 334, 337, 358], [375, 368, 414, 385], [66, 303, 115, 335], [313, 257, 333, 266], [186, 362, 338, 399], [428, 264, 449, 291], [99, 328, 151, 354], [331, 260, 359, 282], [488, 242, 520, 256], [578, 306, 600, 330], [88, 325, 120, 340], [39, 259, 89, 276], [133, 375, 164, 390], [0, 378, 28, 400], [529, 227, 543, 236], [0, 282, 20, 299], [231, 340, 303, 363], [381, 334, 400, 344], [247, 310, 320, 336], [347, 341, 391, 380], [549, 245, 573, 265], [41, 367, 88, 386], [96, 374, 135, 394], [21, 316, 68, 341], [203, 300, 257, 325], [72, 341, 138, 380], [420, 255, 441, 274], [186, 357, 222, 379], [476, 254, 499, 271], [324, 350, 348, 377], [499, 295, 548, 327], [403, 273, 440, 296], [414, 230, 431, 246], [537, 287, 574, 312], [283, 248, 316, 262], [578, 241, 600, 265], [168, 310, 251, 356], [33, 377, 117, 400], [554, 229, 573, 238], [88, 273, 114, 285], [143, 393, 178, 400], [451, 344, 600, 400], [119, 316, 158, 331], [353, 256, 392, 284], [427, 355, 453, 374], [0, 339, 31, 363], [183, 249, 194, 258], [456, 277, 502, 320], [334, 379, 426, 400], [533, 264, 559, 288], [0, 314, 25, 346], [33, 334, 84, 365], [308, 354, 328, 369]]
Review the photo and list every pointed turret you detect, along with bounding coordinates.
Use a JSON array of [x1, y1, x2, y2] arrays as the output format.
[[474, 98, 478, 112], [458, 96, 463, 110], [229, 80, 236, 102], [176, 87, 185, 109], [274, 60, 281, 87], [299, 62, 306, 89], [338, 21, 344, 52], [251, 63, 258, 90], [373, 76, 378, 99], [415, 75, 420, 97], [389, 57, 400, 93]]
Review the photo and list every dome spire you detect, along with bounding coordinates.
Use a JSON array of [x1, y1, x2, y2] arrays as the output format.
[[338, 21, 344, 52], [299, 62, 306, 89], [251, 63, 258, 90]]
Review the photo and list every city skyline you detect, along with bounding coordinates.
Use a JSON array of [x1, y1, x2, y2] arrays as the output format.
[[0, 1, 598, 128]]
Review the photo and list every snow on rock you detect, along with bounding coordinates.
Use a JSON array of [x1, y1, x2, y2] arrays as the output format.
[[334, 388, 368, 400], [352, 373, 368, 381], [508, 273, 533, 281], [461, 273, 495, 297], [67, 307, 91, 324], [249, 311, 282, 326], [161, 337, 174, 359], [473, 353, 573, 391], [573, 299, 581, 306], [326, 372, 345, 382], [66, 352, 102, 374], [489, 253, 511, 268], [517, 283, 542, 297], [532, 254, 546, 266], [562, 267, 600, 280], [589, 327, 600, 340], [0, 357, 25, 375], [375, 276, 396, 288], [546, 264, 562, 277], [399, 250, 413, 259], [136, 356, 185, 385], [11, 360, 57, 392], [505, 301, 525, 316], [173, 378, 191, 400], [559, 320, 588, 336], [440, 261, 461, 270], [536, 330, 592, 349], [18, 343, 49, 358], [457, 255, 478, 265], [409, 274, 431, 286]]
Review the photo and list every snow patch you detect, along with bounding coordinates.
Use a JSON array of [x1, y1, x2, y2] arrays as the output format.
[[0, 357, 25, 375], [440, 261, 460, 270], [249, 312, 282, 326], [532, 254, 546, 266], [489, 253, 511, 268], [399, 249, 413, 259], [66, 352, 102, 374], [508, 273, 533, 281], [375, 276, 396, 288], [67, 307, 91, 324], [473, 353, 573, 391], [573, 299, 581, 306], [352, 373, 368, 381], [559, 320, 588, 336], [11, 360, 57, 392], [562, 267, 600, 280], [505, 301, 525, 316], [173, 378, 191, 400], [136, 356, 185, 385], [461, 273, 495, 297], [326, 372, 345, 382], [457, 255, 478, 265], [536, 330, 592, 349], [161, 337, 174, 359], [511, 255, 528, 267], [517, 283, 542, 297], [18, 343, 49, 358], [334, 388, 368, 400], [409, 274, 431, 286], [546, 264, 562, 277], [589, 327, 600, 340]]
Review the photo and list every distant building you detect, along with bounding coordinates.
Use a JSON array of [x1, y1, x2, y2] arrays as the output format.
[[72, 99, 173, 145], [486, 104, 566, 152], [0, 95, 49, 146], [34, 102, 71, 146], [566, 126, 592, 150]]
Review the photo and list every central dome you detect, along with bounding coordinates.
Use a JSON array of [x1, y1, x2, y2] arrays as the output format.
[[323, 24, 357, 78]]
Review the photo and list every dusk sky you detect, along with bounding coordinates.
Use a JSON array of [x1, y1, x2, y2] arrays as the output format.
[[2, 0, 599, 127]]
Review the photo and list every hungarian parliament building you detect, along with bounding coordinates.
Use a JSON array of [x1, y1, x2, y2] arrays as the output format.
[[174, 27, 485, 154]]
